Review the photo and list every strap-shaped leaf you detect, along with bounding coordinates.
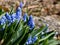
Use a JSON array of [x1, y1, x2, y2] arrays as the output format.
[[2, 21, 18, 41], [6, 21, 23, 45], [31, 25, 48, 37], [39, 32, 55, 43], [0, 9, 4, 15], [48, 39, 60, 45], [40, 31, 55, 40], [19, 32, 30, 45], [13, 26, 29, 45], [0, 31, 4, 40]]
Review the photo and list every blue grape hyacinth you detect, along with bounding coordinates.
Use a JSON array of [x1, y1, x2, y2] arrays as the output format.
[[16, 7, 22, 12], [2, 16, 7, 21], [26, 36, 38, 45], [11, 13, 16, 22], [16, 7, 22, 21], [23, 13, 28, 22], [28, 15, 35, 30], [0, 16, 6, 30], [0, 16, 7, 25], [20, 2, 23, 8], [0, 18, 5, 25], [5, 12, 12, 23]]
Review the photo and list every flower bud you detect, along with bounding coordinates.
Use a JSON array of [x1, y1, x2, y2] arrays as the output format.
[[20, 2, 23, 8]]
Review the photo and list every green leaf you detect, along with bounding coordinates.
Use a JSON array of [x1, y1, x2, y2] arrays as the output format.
[[40, 31, 55, 40], [2, 20, 21, 45], [39, 31, 55, 43], [5, 21, 23, 45], [13, 26, 29, 45], [19, 33, 30, 45], [31, 25, 48, 37], [48, 39, 60, 45], [0, 13, 5, 19], [0, 9, 4, 15], [9, 6, 14, 15], [0, 31, 4, 40]]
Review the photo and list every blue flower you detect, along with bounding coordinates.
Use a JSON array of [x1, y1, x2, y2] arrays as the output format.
[[32, 36, 38, 43], [11, 13, 16, 22], [0, 16, 6, 31], [26, 36, 38, 45], [28, 15, 35, 30], [0, 16, 7, 25], [16, 7, 22, 12], [2, 16, 7, 22], [26, 36, 32, 45], [2, 16, 6, 20], [20, 2, 23, 8], [16, 7, 22, 21], [23, 13, 27, 22], [5, 12, 12, 23], [0, 18, 5, 25]]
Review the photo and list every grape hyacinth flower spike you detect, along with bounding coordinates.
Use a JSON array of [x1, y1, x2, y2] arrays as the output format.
[[2, 16, 7, 22], [16, 7, 21, 12], [0, 18, 5, 25], [16, 7, 22, 21], [0, 15, 7, 25], [20, 2, 23, 8], [26, 36, 32, 45], [5, 12, 12, 23], [11, 13, 16, 23], [26, 36, 38, 45], [28, 15, 35, 30], [0, 16, 6, 30], [32, 36, 38, 43], [2, 16, 7, 20], [23, 13, 28, 22]]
